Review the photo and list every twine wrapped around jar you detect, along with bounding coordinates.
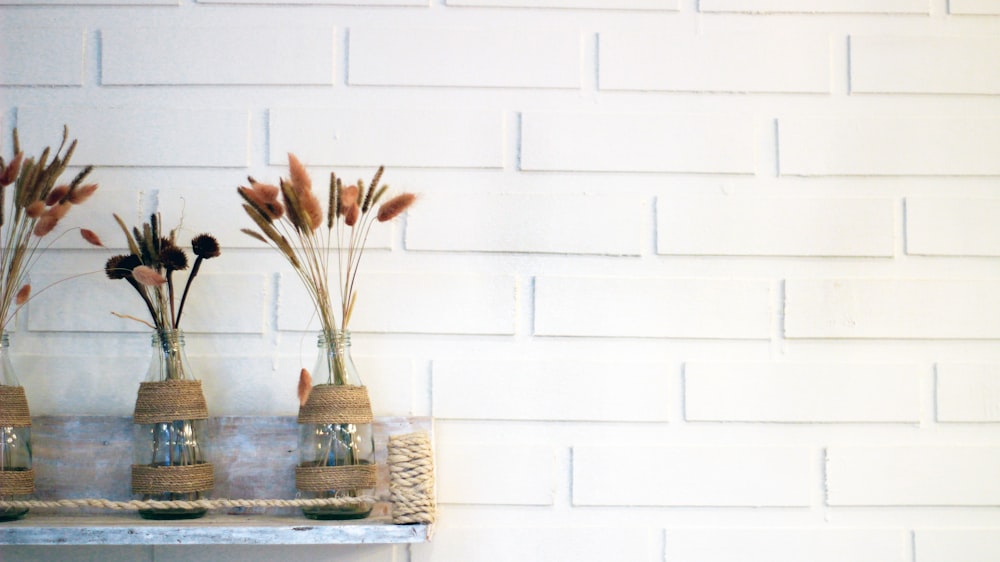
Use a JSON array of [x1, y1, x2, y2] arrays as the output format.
[[0, 468, 34, 495], [131, 464, 214, 495], [294, 464, 377, 492], [297, 384, 373, 425], [133, 380, 209, 424], [0, 386, 31, 428]]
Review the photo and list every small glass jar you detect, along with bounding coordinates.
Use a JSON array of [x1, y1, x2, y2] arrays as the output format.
[[133, 329, 209, 520], [298, 330, 375, 520], [0, 333, 31, 522]]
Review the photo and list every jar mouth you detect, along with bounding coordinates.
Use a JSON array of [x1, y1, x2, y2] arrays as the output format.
[[317, 330, 351, 347]]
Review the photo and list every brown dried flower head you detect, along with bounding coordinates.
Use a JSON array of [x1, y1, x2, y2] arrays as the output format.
[[376, 193, 417, 222], [67, 183, 98, 205], [192, 234, 221, 259], [80, 229, 103, 247], [0, 152, 23, 187], [15, 284, 30, 306]]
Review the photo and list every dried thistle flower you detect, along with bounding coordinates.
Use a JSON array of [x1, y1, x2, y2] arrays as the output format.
[[192, 234, 220, 259], [160, 246, 188, 272]]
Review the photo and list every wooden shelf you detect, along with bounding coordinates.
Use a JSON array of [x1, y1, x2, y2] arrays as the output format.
[[0, 514, 430, 545], [0, 415, 434, 546]]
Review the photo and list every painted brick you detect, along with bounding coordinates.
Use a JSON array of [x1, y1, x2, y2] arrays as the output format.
[[406, 193, 643, 255], [521, 112, 756, 173], [349, 27, 579, 88], [657, 197, 894, 257], [699, 0, 928, 13], [684, 362, 922, 422], [534, 276, 771, 339], [950, 0, 1000, 13], [573, 445, 812, 506], [600, 32, 829, 93], [665, 529, 906, 562], [16, 106, 249, 167], [905, 197, 1000, 256], [102, 27, 334, 85], [0, 27, 84, 86], [916, 530, 1000, 562], [27, 272, 266, 334], [779, 117, 1000, 176], [784, 279, 1000, 339], [432, 359, 669, 421], [447, 0, 674, 7], [269, 108, 503, 169], [936, 364, 1000, 422], [827, 446, 1000, 505], [412, 527, 657, 562], [277, 272, 516, 335], [436, 441, 555, 505], [852, 36, 1000, 94]]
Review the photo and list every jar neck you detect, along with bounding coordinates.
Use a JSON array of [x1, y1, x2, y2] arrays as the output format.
[[317, 330, 351, 355], [149, 329, 190, 382]]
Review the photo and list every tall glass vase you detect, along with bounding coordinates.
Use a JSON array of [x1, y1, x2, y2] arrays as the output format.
[[297, 330, 375, 520], [132, 329, 212, 520], [0, 333, 31, 522]]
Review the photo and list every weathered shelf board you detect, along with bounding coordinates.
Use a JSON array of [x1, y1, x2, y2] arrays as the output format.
[[0, 415, 433, 545], [0, 514, 429, 545]]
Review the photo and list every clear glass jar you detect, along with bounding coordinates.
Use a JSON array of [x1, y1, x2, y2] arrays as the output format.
[[0, 333, 30, 522], [133, 329, 208, 520], [298, 330, 375, 520]]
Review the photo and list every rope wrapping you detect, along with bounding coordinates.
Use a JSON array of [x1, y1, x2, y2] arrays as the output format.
[[0, 386, 31, 427], [0, 468, 34, 495], [133, 381, 209, 424], [295, 464, 377, 492], [297, 385, 373, 424], [0, 497, 377, 511], [388, 432, 436, 525], [131, 463, 215, 494]]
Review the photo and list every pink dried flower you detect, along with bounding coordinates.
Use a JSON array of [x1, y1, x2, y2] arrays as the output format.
[[80, 229, 103, 247], [132, 265, 167, 287], [15, 284, 30, 306], [376, 193, 416, 222]]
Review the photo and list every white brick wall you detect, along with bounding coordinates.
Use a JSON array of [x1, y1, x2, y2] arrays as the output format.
[[4, 0, 1000, 560]]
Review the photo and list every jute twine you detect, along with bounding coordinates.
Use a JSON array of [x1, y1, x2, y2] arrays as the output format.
[[295, 464, 377, 493], [388, 432, 436, 525], [0, 386, 31, 427], [131, 463, 215, 495], [297, 385, 373, 424], [133, 381, 209, 424], [0, 468, 34, 495]]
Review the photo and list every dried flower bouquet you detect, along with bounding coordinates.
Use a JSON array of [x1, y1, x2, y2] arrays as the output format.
[[104, 213, 221, 520], [239, 154, 415, 519]]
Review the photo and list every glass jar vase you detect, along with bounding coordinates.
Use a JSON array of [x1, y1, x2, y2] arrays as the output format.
[[0, 333, 31, 522], [296, 330, 375, 520], [132, 329, 212, 520]]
